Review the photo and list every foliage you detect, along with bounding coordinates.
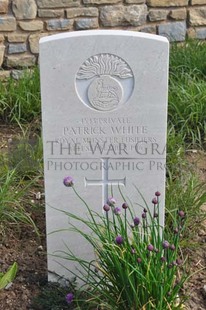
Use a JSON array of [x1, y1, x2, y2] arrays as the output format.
[[0, 168, 38, 232], [168, 71, 206, 148], [0, 67, 41, 124], [54, 184, 188, 310], [31, 282, 73, 310], [170, 40, 206, 79], [0, 262, 18, 289]]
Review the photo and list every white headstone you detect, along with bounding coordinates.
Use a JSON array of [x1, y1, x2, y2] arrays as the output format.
[[40, 30, 169, 281]]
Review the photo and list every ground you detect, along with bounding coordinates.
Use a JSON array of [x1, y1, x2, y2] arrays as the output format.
[[0, 125, 205, 310]]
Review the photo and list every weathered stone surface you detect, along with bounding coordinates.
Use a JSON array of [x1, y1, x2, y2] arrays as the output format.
[[0, 71, 10, 79], [29, 33, 48, 53], [0, 35, 4, 42], [12, 0, 37, 20], [6, 55, 36, 68], [0, 17, 16, 31], [11, 70, 25, 80], [66, 8, 98, 18], [125, 0, 145, 3], [7, 34, 28, 43], [191, 0, 206, 4], [147, 0, 188, 6], [189, 8, 206, 26], [46, 19, 73, 31], [196, 27, 206, 39], [74, 18, 98, 29], [169, 8, 187, 20], [187, 27, 196, 38], [140, 25, 157, 33], [0, 0, 8, 14], [158, 21, 186, 41], [148, 9, 168, 21], [83, 0, 121, 3], [38, 9, 64, 18], [100, 5, 147, 27], [8, 43, 27, 54], [37, 0, 80, 8], [0, 45, 5, 66], [19, 21, 44, 31]]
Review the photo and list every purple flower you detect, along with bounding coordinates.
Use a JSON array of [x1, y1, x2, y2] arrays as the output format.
[[174, 227, 179, 234], [147, 244, 154, 252], [176, 258, 182, 265], [178, 210, 185, 218], [66, 293, 74, 304], [155, 191, 161, 197], [115, 235, 124, 245], [122, 202, 128, 209], [107, 197, 116, 206], [137, 257, 142, 264], [152, 198, 158, 205], [63, 176, 74, 187], [131, 248, 136, 254], [103, 204, 110, 212], [114, 207, 121, 215], [162, 240, 170, 249], [142, 212, 146, 219], [170, 244, 175, 251], [133, 217, 140, 226], [161, 256, 166, 262], [143, 208, 147, 213]]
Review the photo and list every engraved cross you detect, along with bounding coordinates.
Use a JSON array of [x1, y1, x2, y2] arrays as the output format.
[[85, 158, 126, 207]]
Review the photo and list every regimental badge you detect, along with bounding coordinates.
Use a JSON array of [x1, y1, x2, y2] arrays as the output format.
[[76, 54, 134, 112]]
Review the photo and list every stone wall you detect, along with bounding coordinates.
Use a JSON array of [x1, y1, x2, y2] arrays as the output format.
[[0, 0, 206, 77]]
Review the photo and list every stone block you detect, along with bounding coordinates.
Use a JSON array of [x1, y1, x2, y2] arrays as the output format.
[[196, 27, 206, 39], [7, 34, 28, 43], [6, 55, 36, 68], [187, 27, 196, 38], [46, 19, 73, 31], [147, 0, 188, 6], [8, 43, 27, 54], [0, 17, 16, 31], [169, 8, 187, 20], [0, 71, 10, 79], [29, 33, 48, 53], [100, 5, 147, 27], [19, 21, 44, 31], [83, 0, 121, 3], [189, 8, 206, 26], [74, 18, 98, 30], [38, 9, 64, 18], [191, 0, 206, 4], [12, 0, 37, 20], [158, 21, 186, 41], [0, 35, 4, 42], [125, 0, 145, 3], [0, 45, 5, 66], [148, 9, 168, 21], [0, 0, 8, 14], [37, 0, 80, 8], [140, 25, 157, 33], [66, 8, 98, 18]]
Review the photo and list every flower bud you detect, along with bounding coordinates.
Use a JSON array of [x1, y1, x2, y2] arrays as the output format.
[[107, 197, 116, 206], [133, 217, 140, 226], [152, 198, 158, 205], [114, 207, 121, 215], [103, 204, 110, 212], [147, 244, 154, 252], [162, 240, 170, 249], [122, 202, 128, 209], [63, 176, 74, 187], [155, 191, 161, 197], [115, 235, 123, 245]]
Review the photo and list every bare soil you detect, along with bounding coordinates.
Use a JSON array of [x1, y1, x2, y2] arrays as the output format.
[[0, 125, 205, 309]]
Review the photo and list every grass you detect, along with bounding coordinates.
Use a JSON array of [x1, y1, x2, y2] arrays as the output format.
[[0, 67, 41, 124]]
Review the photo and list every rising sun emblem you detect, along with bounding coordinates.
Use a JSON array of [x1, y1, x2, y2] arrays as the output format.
[[75, 54, 134, 111]]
